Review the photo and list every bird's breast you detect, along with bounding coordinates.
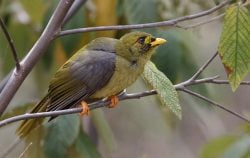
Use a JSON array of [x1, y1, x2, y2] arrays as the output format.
[[90, 55, 144, 99]]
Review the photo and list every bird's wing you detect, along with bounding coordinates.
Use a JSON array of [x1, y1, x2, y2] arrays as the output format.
[[46, 49, 116, 112]]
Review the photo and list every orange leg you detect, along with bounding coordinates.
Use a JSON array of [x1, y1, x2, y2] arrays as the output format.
[[79, 101, 90, 116], [108, 95, 119, 108]]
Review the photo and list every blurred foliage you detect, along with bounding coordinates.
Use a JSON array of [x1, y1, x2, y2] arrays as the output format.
[[68, 129, 101, 158], [0, 0, 249, 158], [91, 109, 117, 152], [43, 114, 80, 158], [201, 134, 250, 158], [200, 135, 239, 158]]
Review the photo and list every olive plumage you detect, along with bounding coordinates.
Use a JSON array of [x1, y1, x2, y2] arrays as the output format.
[[16, 31, 166, 137]]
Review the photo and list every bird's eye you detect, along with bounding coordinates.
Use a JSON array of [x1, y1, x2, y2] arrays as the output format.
[[137, 36, 146, 44]]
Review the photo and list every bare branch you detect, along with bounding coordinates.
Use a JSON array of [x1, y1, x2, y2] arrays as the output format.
[[0, 17, 20, 70], [59, 0, 230, 36], [1, 76, 250, 127], [18, 142, 32, 158], [0, 90, 157, 127], [0, 0, 231, 116], [180, 88, 250, 123], [175, 75, 220, 90], [189, 51, 218, 81], [0, 0, 75, 116], [62, 0, 88, 26], [177, 13, 225, 29], [209, 80, 250, 85]]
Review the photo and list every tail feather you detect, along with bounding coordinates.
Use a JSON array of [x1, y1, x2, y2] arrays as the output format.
[[16, 95, 50, 138]]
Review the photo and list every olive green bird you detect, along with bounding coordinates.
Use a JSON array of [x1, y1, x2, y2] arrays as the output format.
[[16, 32, 166, 137]]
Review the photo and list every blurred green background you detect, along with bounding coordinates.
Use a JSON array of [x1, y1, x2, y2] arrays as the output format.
[[0, 0, 250, 158]]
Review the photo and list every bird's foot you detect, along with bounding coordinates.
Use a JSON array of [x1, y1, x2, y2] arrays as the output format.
[[80, 101, 90, 116], [108, 95, 119, 108]]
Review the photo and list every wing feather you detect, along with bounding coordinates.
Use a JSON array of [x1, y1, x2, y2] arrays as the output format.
[[46, 49, 116, 112]]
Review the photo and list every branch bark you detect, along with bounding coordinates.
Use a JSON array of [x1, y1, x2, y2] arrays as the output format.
[[0, 0, 231, 116], [180, 88, 250, 123], [1, 76, 250, 128], [1, 0, 246, 129], [0, 90, 157, 127], [0, 0, 75, 116], [59, 0, 230, 36], [0, 17, 20, 70]]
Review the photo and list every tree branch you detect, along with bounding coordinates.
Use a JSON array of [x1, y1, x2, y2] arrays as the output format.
[[0, 0, 88, 94], [1, 76, 250, 127], [0, 0, 230, 116], [0, 17, 20, 70], [0, 90, 157, 127], [62, 0, 87, 26], [1, 0, 247, 130], [175, 75, 220, 90], [209, 80, 250, 85], [176, 13, 225, 29], [0, 0, 75, 116], [59, 0, 230, 36], [2, 42, 250, 127], [179, 88, 250, 123], [18, 142, 32, 158], [174, 51, 218, 90], [190, 51, 218, 80]]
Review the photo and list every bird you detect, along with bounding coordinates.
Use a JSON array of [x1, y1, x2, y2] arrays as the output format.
[[16, 31, 166, 137]]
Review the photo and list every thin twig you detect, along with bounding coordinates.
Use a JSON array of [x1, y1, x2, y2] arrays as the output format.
[[18, 142, 32, 158], [189, 51, 218, 81], [180, 88, 250, 123], [59, 0, 230, 36], [177, 13, 225, 29], [174, 51, 219, 90], [0, 0, 231, 116], [175, 75, 220, 90], [0, 17, 20, 70], [210, 80, 250, 85], [62, 0, 87, 26], [0, 0, 75, 116], [1, 76, 250, 128], [0, 90, 157, 127]]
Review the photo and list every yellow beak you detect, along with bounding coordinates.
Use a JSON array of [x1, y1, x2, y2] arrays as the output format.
[[150, 38, 167, 47]]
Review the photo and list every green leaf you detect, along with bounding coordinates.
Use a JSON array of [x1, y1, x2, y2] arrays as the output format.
[[91, 109, 117, 151], [43, 114, 80, 158], [200, 135, 238, 158], [142, 61, 181, 119], [222, 136, 250, 158], [218, 4, 250, 91], [69, 130, 101, 158]]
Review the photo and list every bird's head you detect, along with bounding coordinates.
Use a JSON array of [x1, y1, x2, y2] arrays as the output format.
[[118, 32, 167, 61]]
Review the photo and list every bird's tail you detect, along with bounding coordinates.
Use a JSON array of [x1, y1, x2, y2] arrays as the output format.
[[16, 95, 50, 138]]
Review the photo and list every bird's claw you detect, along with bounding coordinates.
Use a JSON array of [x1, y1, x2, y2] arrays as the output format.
[[108, 95, 119, 108], [80, 101, 89, 116]]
